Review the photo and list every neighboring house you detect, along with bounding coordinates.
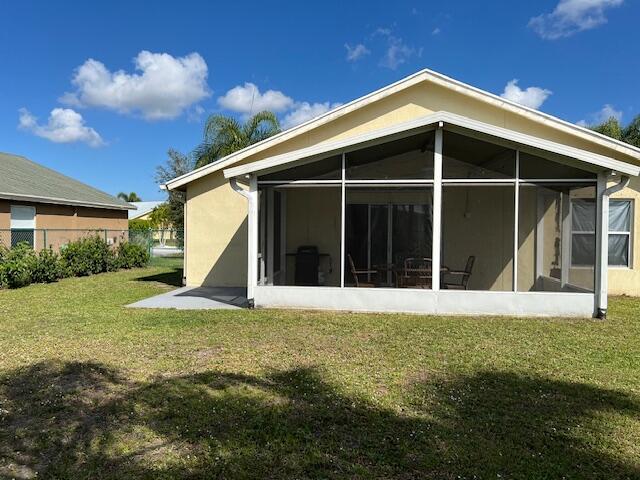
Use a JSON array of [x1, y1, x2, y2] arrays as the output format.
[[0, 152, 133, 250], [128, 201, 164, 221], [164, 69, 640, 318], [128, 201, 176, 245]]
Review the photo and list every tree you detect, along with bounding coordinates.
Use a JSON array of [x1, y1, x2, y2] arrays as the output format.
[[148, 203, 171, 246], [117, 192, 142, 202], [155, 149, 195, 246], [590, 114, 640, 148], [193, 111, 280, 168], [592, 117, 623, 141], [622, 115, 640, 148]]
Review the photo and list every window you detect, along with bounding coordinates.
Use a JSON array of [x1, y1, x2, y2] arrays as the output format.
[[10, 205, 36, 248], [609, 200, 632, 267], [570, 199, 633, 268]]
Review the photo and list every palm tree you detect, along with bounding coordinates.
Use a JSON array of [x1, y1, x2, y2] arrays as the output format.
[[117, 192, 142, 202], [194, 111, 280, 168]]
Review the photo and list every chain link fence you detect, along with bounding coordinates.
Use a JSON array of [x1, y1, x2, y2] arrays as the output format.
[[0, 229, 182, 258]]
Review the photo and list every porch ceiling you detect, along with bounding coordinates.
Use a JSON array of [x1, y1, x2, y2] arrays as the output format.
[[223, 111, 640, 179]]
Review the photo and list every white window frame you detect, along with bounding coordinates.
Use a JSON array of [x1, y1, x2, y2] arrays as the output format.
[[10, 205, 37, 249], [608, 199, 633, 269], [570, 198, 633, 269]]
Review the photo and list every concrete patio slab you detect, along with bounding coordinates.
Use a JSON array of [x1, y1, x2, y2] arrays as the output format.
[[127, 286, 248, 310]]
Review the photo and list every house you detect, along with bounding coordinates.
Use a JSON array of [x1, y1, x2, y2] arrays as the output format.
[[128, 201, 165, 221], [128, 201, 177, 246], [0, 152, 133, 250], [163, 69, 640, 318]]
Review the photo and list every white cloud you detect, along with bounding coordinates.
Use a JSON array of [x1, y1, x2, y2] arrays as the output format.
[[431, 27, 441, 35], [217, 82, 340, 130], [60, 51, 210, 120], [375, 29, 417, 70], [282, 101, 342, 129], [217, 82, 293, 116], [18, 108, 104, 147], [500, 79, 552, 110], [577, 103, 623, 126], [529, 0, 624, 40], [345, 43, 370, 62], [187, 104, 206, 123]]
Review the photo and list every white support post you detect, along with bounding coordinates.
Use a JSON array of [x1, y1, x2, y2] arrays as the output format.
[[182, 199, 188, 286], [595, 172, 608, 318], [513, 150, 520, 292], [432, 127, 443, 291], [258, 190, 266, 285], [247, 175, 259, 303], [340, 153, 346, 288]]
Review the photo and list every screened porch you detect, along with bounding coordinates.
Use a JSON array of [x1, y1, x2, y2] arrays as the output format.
[[255, 129, 599, 295]]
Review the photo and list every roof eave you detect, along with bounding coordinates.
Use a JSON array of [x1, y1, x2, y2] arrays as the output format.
[[223, 111, 640, 179], [0, 192, 135, 210]]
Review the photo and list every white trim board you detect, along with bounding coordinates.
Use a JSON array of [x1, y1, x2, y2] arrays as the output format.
[[164, 68, 640, 191], [253, 286, 596, 318], [224, 112, 640, 179]]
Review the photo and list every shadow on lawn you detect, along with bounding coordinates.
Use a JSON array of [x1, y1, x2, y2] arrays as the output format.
[[1, 361, 639, 479], [134, 268, 183, 287]]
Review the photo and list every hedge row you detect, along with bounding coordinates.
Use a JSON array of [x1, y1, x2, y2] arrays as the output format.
[[0, 236, 150, 289]]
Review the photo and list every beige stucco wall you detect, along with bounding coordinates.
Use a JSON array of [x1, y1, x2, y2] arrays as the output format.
[[0, 200, 128, 250], [184, 79, 640, 293], [284, 188, 341, 286], [442, 186, 514, 291], [185, 172, 248, 287]]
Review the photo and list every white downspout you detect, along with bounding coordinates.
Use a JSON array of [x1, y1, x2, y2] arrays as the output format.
[[230, 176, 257, 307], [596, 172, 630, 319]]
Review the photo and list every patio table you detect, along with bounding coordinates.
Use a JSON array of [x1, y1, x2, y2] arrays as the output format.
[[372, 264, 450, 288]]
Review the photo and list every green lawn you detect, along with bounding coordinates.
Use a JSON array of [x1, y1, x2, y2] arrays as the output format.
[[0, 258, 639, 479]]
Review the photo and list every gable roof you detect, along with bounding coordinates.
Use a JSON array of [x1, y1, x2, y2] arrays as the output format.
[[223, 111, 640, 178], [165, 68, 640, 191], [0, 152, 133, 210], [129, 201, 164, 219]]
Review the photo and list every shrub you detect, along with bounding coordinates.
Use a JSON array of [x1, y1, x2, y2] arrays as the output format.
[[0, 242, 38, 288], [32, 248, 66, 284], [60, 236, 115, 276], [116, 241, 150, 269]]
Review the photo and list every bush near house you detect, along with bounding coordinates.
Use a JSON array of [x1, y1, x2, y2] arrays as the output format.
[[61, 236, 118, 276], [116, 241, 150, 269], [0, 236, 149, 289]]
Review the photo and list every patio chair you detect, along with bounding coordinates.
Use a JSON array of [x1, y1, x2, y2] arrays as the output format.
[[347, 254, 377, 287], [398, 257, 432, 288], [442, 255, 475, 290]]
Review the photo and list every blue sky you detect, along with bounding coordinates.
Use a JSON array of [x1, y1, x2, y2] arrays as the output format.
[[0, 0, 638, 200]]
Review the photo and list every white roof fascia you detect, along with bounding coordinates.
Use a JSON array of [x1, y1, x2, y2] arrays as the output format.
[[223, 112, 640, 179], [0, 192, 135, 210]]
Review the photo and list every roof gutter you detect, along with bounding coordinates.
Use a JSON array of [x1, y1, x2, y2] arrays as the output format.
[[229, 177, 250, 199]]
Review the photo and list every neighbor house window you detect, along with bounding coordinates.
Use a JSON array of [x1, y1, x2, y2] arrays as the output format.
[[571, 199, 633, 268], [10, 205, 36, 248]]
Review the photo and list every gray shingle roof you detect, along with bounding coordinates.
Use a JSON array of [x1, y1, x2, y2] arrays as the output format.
[[0, 152, 133, 210]]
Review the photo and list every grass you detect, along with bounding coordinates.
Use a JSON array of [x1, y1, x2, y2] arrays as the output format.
[[0, 258, 639, 479]]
